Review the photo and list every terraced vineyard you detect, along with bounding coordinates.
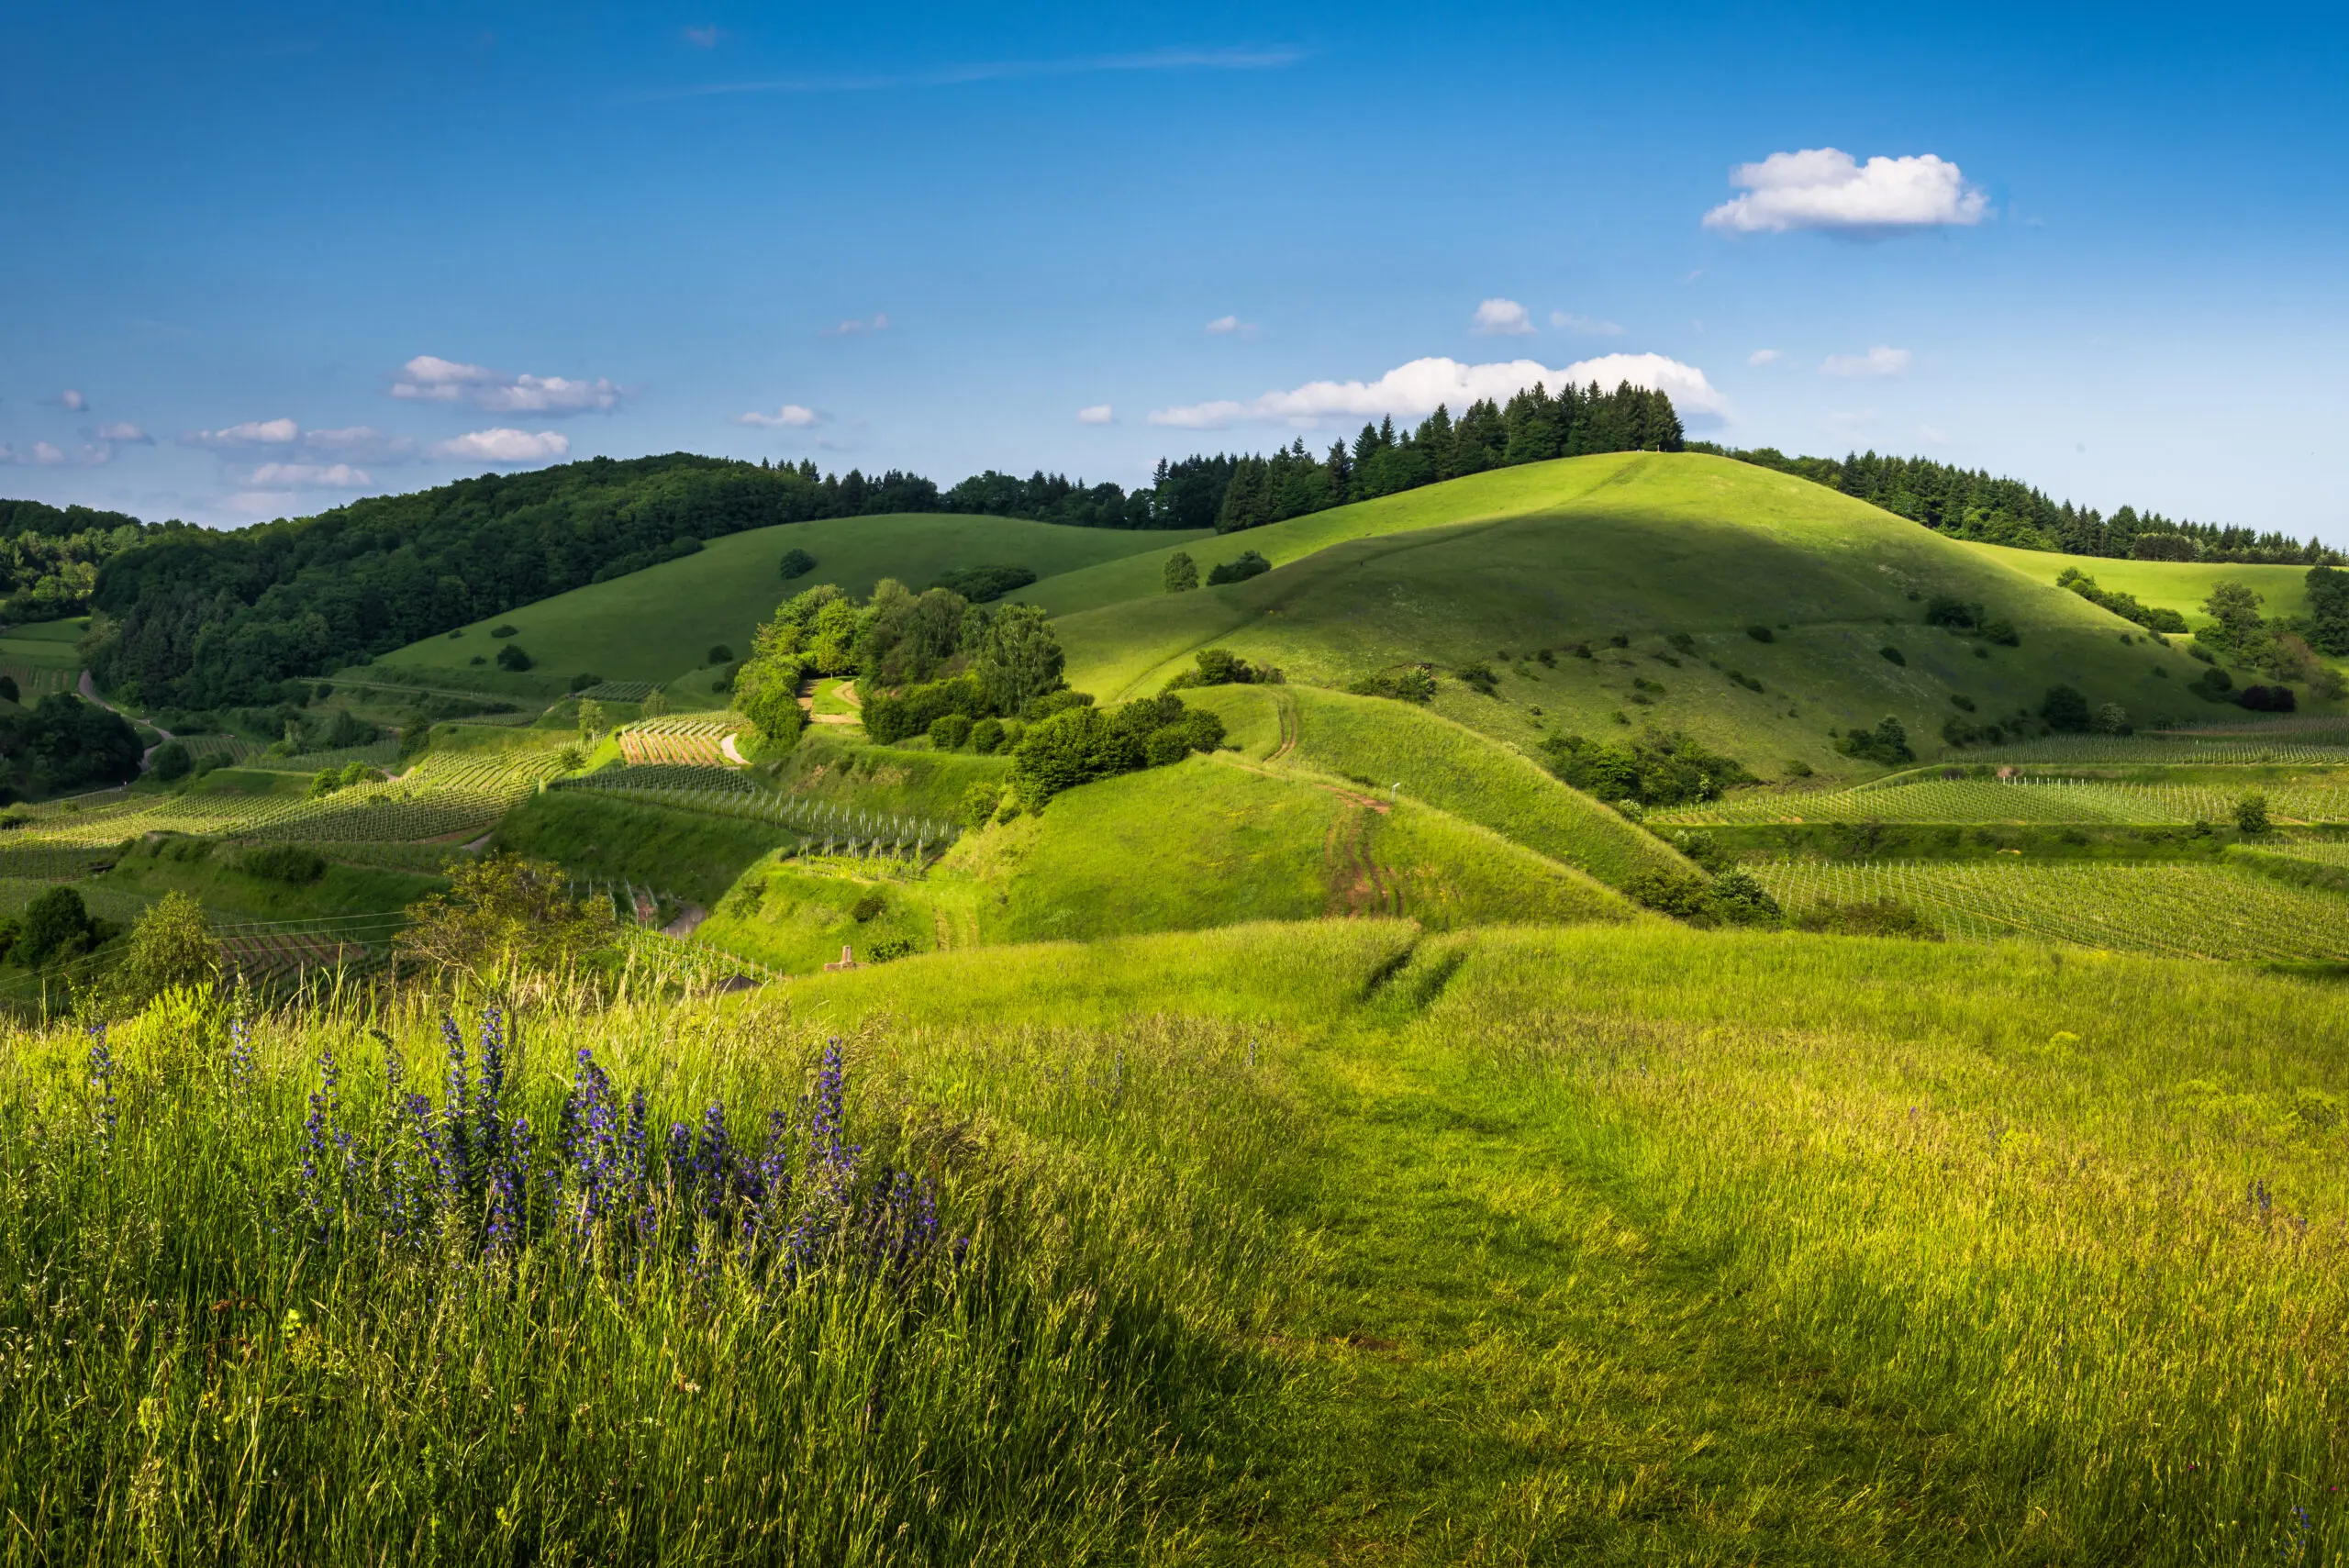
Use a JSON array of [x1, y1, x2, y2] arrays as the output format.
[[618, 717, 739, 765], [1656, 777, 2349, 827], [1753, 860, 2349, 962], [560, 766, 958, 860], [1983, 731, 2349, 765], [0, 664, 77, 699]]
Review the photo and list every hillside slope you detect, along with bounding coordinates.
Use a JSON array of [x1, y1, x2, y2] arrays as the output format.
[[370, 513, 1203, 701], [1052, 453, 2279, 775], [1956, 539, 2340, 660]]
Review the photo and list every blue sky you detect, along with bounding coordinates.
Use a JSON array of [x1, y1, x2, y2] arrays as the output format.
[[5, 1, 2345, 540]]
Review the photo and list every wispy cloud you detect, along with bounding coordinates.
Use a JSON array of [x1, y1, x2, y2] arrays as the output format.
[[647, 45, 1305, 101], [736, 405, 822, 428], [181, 419, 417, 462], [1204, 314, 1252, 335], [0, 439, 115, 467], [391, 356, 624, 414], [1550, 311, 1624, 336], [52, 389, 88, 412], [1705, 149, 1987, 235], [1746, 349, 1783, 367], [431, 428, 570, 463], [1075, 404, 1115, 425], [820, 313, 889, 338], [243, 462, 373, 489], [92, 421, 151, 443], [1470, 298, 1536, 337], [683, 25, 722, 48], [1820, 345, 1911, 377], [1149, 350, 1728, 431]]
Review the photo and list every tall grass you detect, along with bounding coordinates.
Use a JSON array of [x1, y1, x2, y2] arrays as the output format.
[[0, 982, 1305, 1563]]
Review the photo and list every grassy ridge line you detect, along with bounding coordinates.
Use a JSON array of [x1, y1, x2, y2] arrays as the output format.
[[1049, 453, 2254, 775], [1956, 537, 2338, 652], [372, 512, 1204, 701], [1184, 684, 1690, 887], [1015, 453, 1646, 620]]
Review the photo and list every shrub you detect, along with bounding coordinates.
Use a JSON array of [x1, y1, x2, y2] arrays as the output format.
[[969, 717, 1005, 755], [1837, 717, 1914, 766], [2094, 703, 2132, 736], [490, 625, 518, 639], [1174, 647, 1275, 688], [707, 645, 735, 666], [1542, 730, 1756, 806], [1706, 868, 1782, 926], [1745, 625, 1774, 642], [1008, 695, 1223, 806], [1667, 632, 1696, 654], [17, 885, 96, 968], [117, 891, 220, 1006], [1983, 617, 2021, 646], [960, 781, 1006, 828], [2234, 792, 2271, 835], [778, 547, 817, 580], [1206, 550, 1270, 585], [1163, 551, 1198, 594], [1455, 661, 1499, 696], [394, 854, 614, 985], [2238, 684, 2298, 713], [1622, 868, 1711, 919], [929, 565, 1037, 604], [2040, 684, 2092, 732], [240, 844, 327, 884], [1024, 690, 1094, 723], [1795, 896, 1943, 940], [1347, 667, 1436, 704], [570, 673, 603, 694], [1924, 595, 1984, 631], [2190, 665, 2234, 701], [928, 713, 974, 751], [150, 740, 192, 782], [850, 890, 887, 923], [0, 675, 17, 704], [1879, 645, 1907, 666], [863, 675, 986, 744], [495, 644, 533, 672]]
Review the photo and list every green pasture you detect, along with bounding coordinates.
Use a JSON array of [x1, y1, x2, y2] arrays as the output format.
[[1959, 537, 2340, 655], [768, 729, 1008, 822], [368, 513, 1200, 700], [1049, 453, 2255, 778]]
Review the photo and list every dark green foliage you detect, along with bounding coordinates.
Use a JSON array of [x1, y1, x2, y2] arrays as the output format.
[[2055, 569, 2190, 633], [239, 844, 328, 884], [1205, 550, 1271, 585], [1837, 717, 1915, 765], [2198, 581, 2267, 661], [2234, 793, 2271, 835], [3, 694, 142, 795], [1796, 896, 1943, 939], [850, 890, 887, 922], [778, 547, 817, 580], [1706, 869, 1782, 925], [569, 673, 602, 694], [1346, 667, 1436, 704], [863, 676, 986, 745], [2308, 566, 2349, 656], [1693, 443, 2344, 565], [0, 676, 17, 705], [2190, 665, 2235, 701], [1164, 648, 1278, 691], [928, 713, 974, 751], [1163, 551, 1198, 594], [968, 717, 1005, 755], [968, 604, 1066, 717], [0, 499, 162, 617], [1879, 645, 1906, 666], [1923, 595, 1983, 631], [927, 565, 1037, 604], [1622, 868, 1710, 918], [2237, 684, 2297, 713], [1541, 730, 1757, 806], [495, 644, 533, 672], [150, 740, 192, 781], [1726, 670, 1764, 693], [1455, 662, 1499, 696], [706, 646, 734, 665], [1745, 625, 1774, 642], [491, 625, 518, 638], [17, 884, 97, 967], [1948, 694, 1976, 711], [1009, 695, 1225, 806], [1941, 716, 2010, 749], [2040, 685, 2092, 732]]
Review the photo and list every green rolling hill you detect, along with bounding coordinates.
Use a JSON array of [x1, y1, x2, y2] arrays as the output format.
[[368, 512, 1204, 702]]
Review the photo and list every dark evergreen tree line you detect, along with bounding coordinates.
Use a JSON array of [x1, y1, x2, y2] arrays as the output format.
[[1692, 444, 2343, 567]]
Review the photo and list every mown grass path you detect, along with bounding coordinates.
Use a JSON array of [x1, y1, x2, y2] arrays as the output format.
[[1207, 1014, 1994, 1564]]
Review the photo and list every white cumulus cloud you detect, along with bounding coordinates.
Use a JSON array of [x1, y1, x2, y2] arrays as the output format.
[[1075, 404, 1115, 425], [54, 389, 88, 412], [243, 462, 373, 488], [1148, 351, 1728, 431], [431, 428, 571, 464], [1820, 345, 1912, 377], [736, 405, 822, 429], [391, 356, 623, 414], [1704, 148, 1987, 234], [182, 417, 302, 449], [1746, 349, 1783, 366], [1471, 298, 1535, 337], [1551, 312, 1623, 336]]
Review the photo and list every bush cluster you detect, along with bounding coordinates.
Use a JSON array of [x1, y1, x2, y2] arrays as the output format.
[[1163, 648, 1282, 690], [1542, 729, 1756, 806], [1008, 694, 1227, 806], [1346, 666, 1436, 704]]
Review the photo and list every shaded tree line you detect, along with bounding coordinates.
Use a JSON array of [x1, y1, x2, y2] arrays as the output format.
[[1692, 444, 2343, 566], [0, 499, 175, 619]]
